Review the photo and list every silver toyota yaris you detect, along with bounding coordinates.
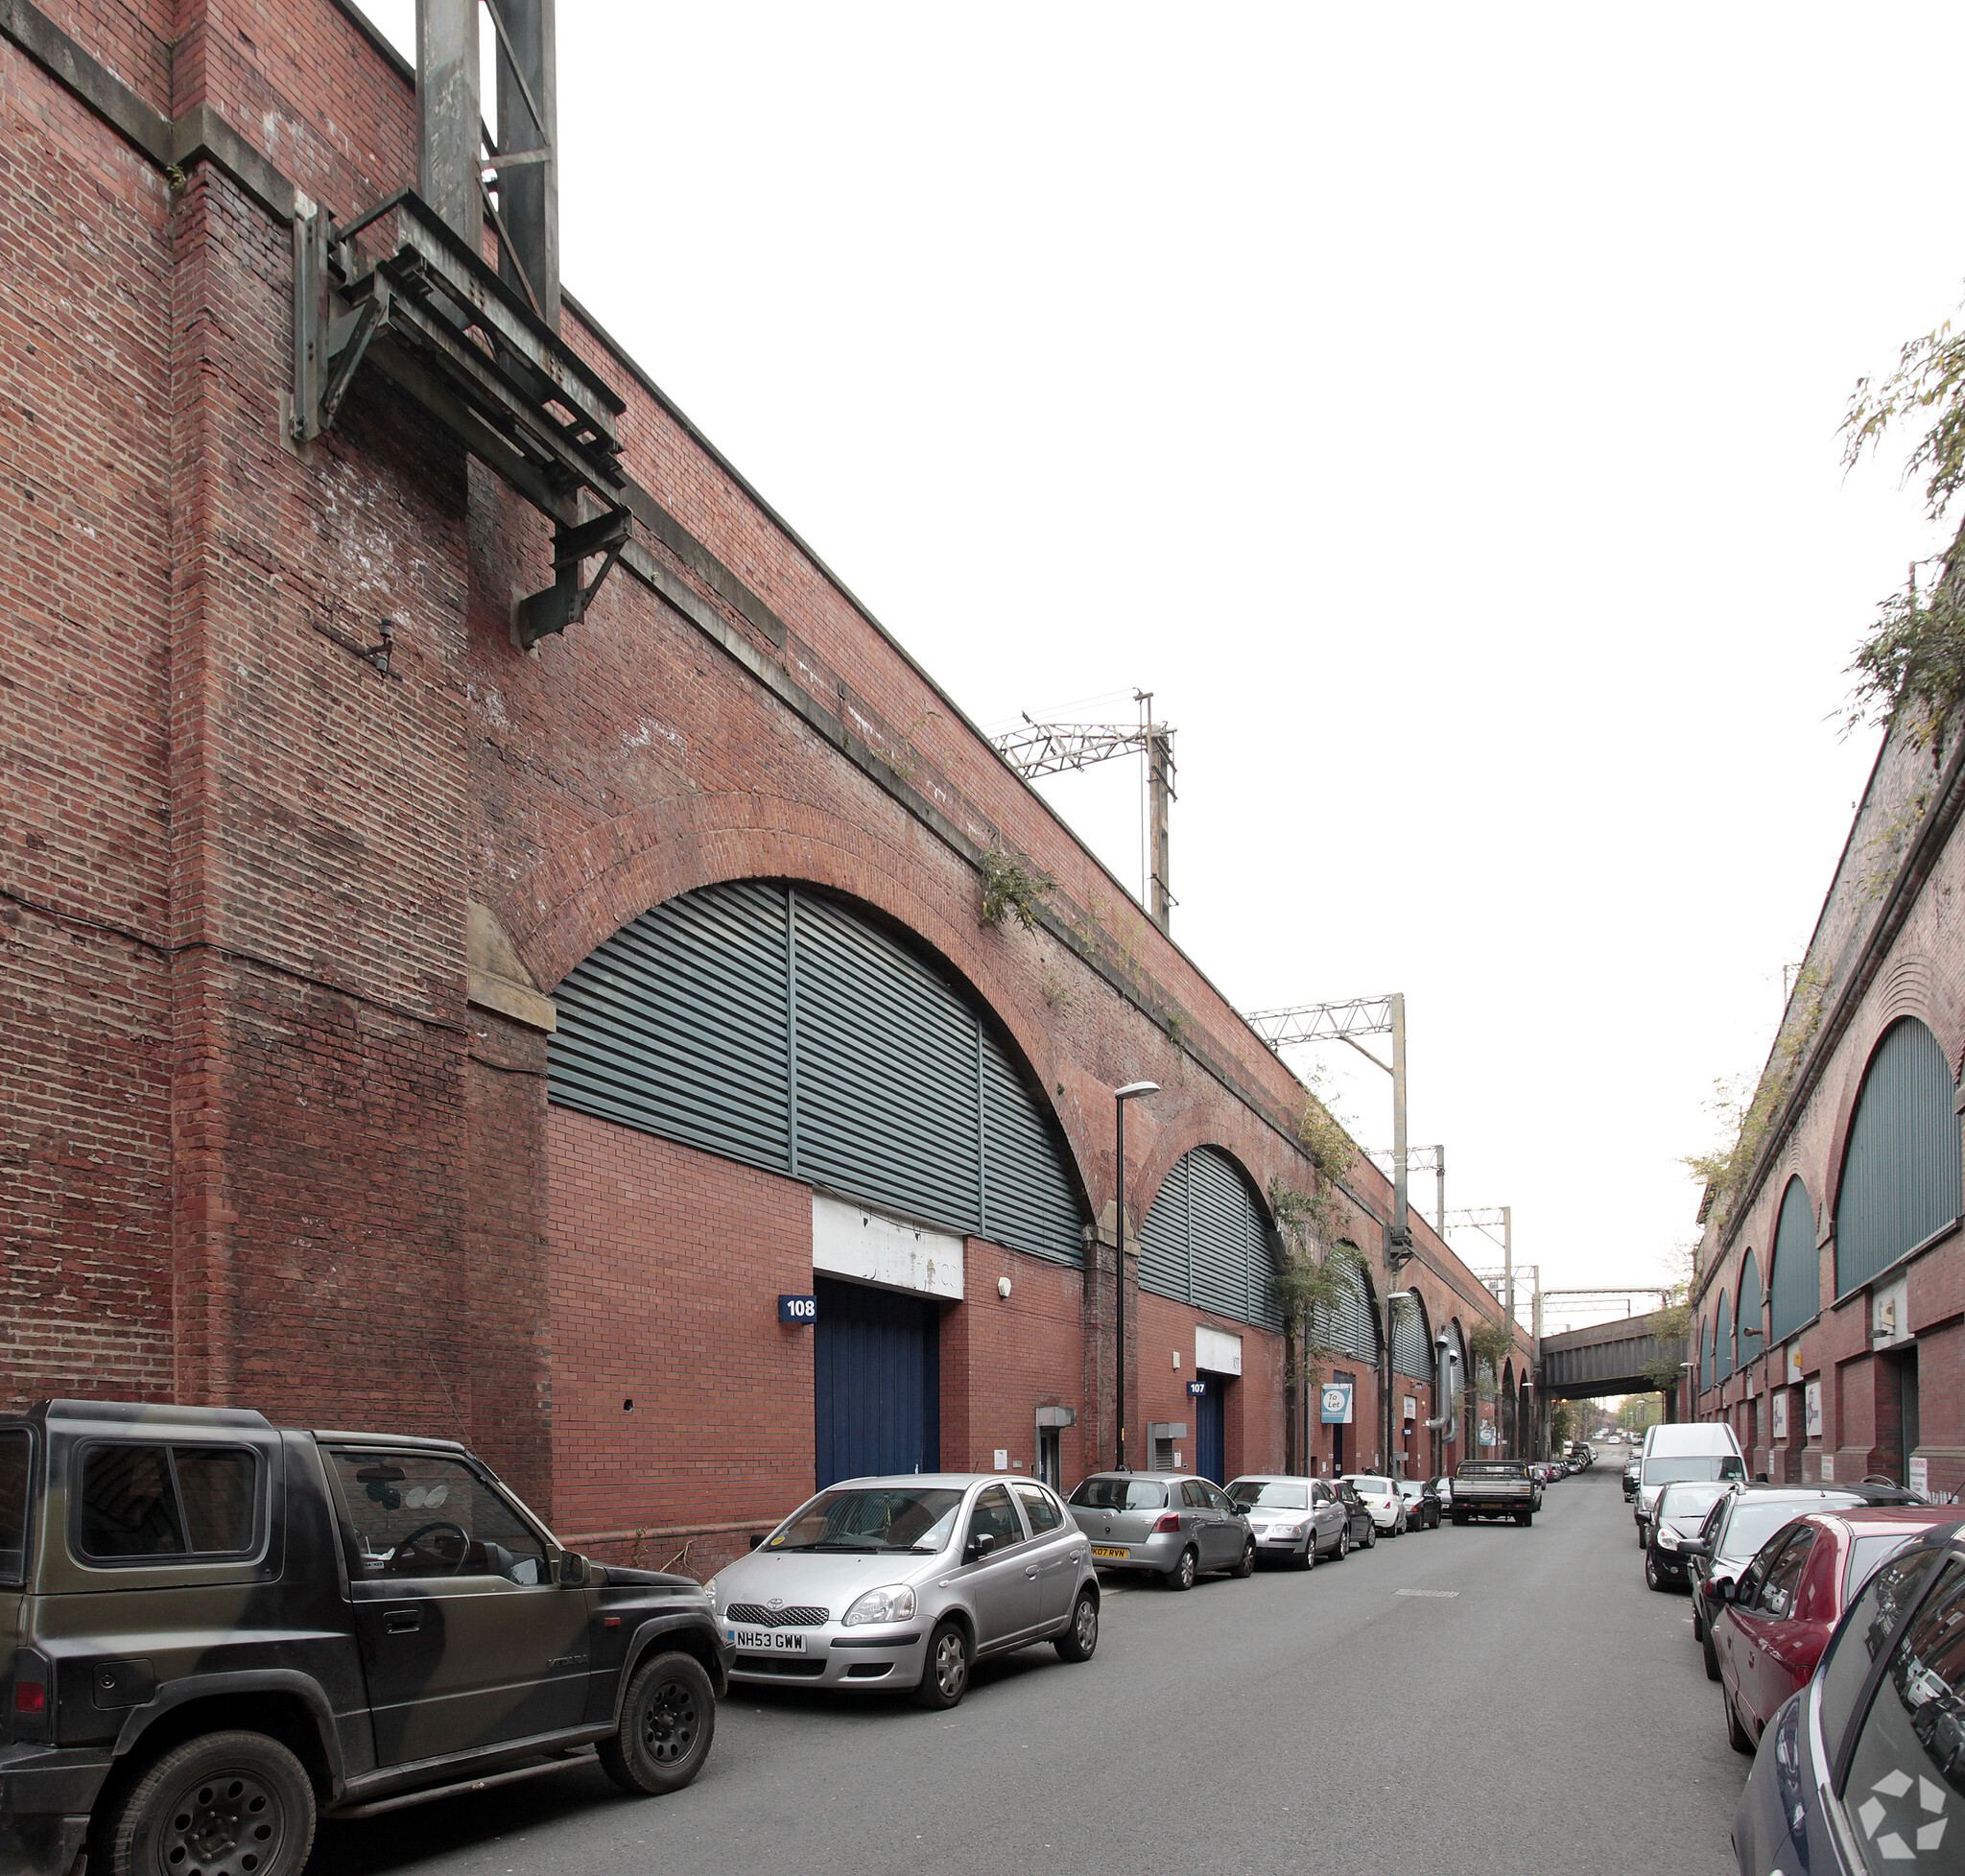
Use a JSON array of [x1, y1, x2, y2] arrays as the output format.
[[703, 1474, 1100, 1709]]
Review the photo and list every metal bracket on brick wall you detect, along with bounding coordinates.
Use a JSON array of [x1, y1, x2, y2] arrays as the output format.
[[292, 188, 631, 642], [513, 507, 632, 649]]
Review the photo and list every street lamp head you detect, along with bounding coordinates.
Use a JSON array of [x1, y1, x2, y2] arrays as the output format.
[[1115, 1081, 1159, 1102]]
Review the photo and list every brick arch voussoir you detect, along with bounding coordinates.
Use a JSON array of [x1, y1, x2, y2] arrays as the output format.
[[506, 793, 1098, 1216]]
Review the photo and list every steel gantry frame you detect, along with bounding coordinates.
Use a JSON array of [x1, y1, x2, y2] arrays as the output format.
[[993, 692, 1176, 934], [1245, 994, 1416, 1475]]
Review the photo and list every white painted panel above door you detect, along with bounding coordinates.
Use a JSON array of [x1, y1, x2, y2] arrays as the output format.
[[814, 1194, 964, 1301], [1196, 1325, 1243, 1375]]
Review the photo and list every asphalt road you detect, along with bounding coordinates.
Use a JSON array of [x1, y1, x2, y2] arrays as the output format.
[[317, 1463, 1749, 1876]]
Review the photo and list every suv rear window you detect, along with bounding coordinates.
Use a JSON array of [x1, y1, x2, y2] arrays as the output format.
[[0, 1430, 29, 1582], [76, 1443, 259, 1561]]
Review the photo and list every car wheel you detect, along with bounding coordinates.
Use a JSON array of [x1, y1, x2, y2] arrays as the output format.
[[1297, 1538, 1315, 1571], [1163, 1546, 1197, 1592], [1724, 1683, 1755, 1756], [1645, 1548, 1664, 1592], [1231, 1538, 1256, 1579], [1362, 1519, 1378, 1549], [1453, 1508, 1468, 1527], [101, 1729, 317, 1876], [1054, 1588, 1099, 1662], [913, 1619, 972, 1709], [598, 1650, 717, 1794], [1336, 1525, 1351, 1560], [1692, 1606, 1703, 1641], [1703, 1627, 1721, 1683]]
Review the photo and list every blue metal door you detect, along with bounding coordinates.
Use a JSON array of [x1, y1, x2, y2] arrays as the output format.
[[814, 1276, 940, 1489], [1196, 1373, 1227, 1484]]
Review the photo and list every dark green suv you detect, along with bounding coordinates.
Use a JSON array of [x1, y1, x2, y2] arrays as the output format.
[[0, 1400, 728, 1876]]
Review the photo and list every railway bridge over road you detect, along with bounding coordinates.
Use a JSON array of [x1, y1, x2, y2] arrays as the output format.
[[1539, 1307, 1687, 1413]]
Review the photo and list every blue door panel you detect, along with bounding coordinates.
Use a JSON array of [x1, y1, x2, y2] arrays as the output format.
[[814, 1276, 940, 1489]]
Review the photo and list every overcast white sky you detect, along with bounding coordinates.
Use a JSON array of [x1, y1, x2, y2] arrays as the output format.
[[371, 3, 1965, 1329]]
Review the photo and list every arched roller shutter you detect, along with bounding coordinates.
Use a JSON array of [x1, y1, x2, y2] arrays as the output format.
[[1392, 1291, 1432, 1381], [550, 881, 1085, 1264], [1736, 1251, 1764, 1368], [1835, 1018, 1962, 1296], [1769, 1177, 1819, 1344], [1138, 1147, 1281, 1330], [1715, 1291, 1734, 1383], [1698, 1315, 1712, 1392], [1311, 1251, 1378, 1365]]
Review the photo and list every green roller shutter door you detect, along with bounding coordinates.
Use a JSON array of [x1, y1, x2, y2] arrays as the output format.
[[1768, 1177, 1819, 1345], [1139, 1147, 1280, 1331], [550, 882, 1083, 1264], [1314, 1259, 1377, 1365], [1392, 1296, 1432, 1381], [550, 878, 789, 1169], [1835, 1018, 1963, 1296]]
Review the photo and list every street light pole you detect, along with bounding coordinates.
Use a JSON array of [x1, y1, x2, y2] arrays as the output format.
[[1113, 1081, 1158, 1473]]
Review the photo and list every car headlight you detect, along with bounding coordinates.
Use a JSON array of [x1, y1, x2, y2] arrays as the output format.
[[842, 1583, 917, 1626], [702, 1578, 719, 1606], [1654, 1530, 1679, 1551]]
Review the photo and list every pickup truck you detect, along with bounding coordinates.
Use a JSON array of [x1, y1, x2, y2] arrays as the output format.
[[0, 1398, 729, 1876], [1450, 1460, 1536, 1526]]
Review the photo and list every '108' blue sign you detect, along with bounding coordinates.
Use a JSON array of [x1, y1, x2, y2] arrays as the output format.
[[778, 1294, 817, 1323]]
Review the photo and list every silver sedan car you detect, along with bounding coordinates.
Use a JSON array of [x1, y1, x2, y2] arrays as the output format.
[[704, 1474, 1099, 1709], [1065, 1472, 1255, 1588], [1226, 1474, 1351, 1567]]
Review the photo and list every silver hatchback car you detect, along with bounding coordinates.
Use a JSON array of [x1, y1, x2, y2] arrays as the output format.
[[1065, 1472, 1255, 1588], [704, 1474, 1099, 1709]]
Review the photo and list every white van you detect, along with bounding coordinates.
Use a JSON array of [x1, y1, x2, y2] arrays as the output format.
[[1634, 1423, 1745, 1544]]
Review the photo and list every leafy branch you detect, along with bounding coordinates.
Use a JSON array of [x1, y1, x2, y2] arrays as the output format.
[[1844, 308, 1965, 761], [977, 845, 1054, 933]]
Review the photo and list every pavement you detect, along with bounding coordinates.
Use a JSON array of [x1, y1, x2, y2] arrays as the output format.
[[318, 1462, 1749, 1876]]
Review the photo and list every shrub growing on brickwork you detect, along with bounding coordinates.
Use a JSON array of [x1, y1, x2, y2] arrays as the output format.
[[1683, 965, 1826, 1233], [977, 845, 1054, 932]]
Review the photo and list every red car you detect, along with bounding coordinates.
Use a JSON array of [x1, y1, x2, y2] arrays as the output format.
[[1710, 1505, 1957, 1752]]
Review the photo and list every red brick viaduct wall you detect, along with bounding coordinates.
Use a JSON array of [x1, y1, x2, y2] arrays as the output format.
[[1689, 718, 1965, 1501], [0, 0, 1527, 1555]]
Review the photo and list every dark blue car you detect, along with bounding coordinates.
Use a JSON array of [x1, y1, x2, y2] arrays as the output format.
[[1734, 1519, 1965, 1873]]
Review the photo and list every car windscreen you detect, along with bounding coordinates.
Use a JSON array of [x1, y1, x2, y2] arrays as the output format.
[[1070, 1477, 1168, 1511], [1719, 1496, 1854, 1562], [1643, 1457, 1745, 1488], [1345, 1478, 1392, 1494], [1655, 1482, 1730, 1522], [1229, 1482, 1308, 1510], [0, 1429, 28, 1583], [767, 1486, 965, 1555]]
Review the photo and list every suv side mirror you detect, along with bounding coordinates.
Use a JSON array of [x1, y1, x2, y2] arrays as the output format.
[[964, 1532, 997, 1564], [748, 1532, 766, 1551], [1678, 1539, 1709, 1558], [557, 1551, 586, 1586]]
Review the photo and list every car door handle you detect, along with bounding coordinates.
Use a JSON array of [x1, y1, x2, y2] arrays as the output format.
[[1025, 1566, 1040, 1579], [385, 1606, 422, 1633]]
